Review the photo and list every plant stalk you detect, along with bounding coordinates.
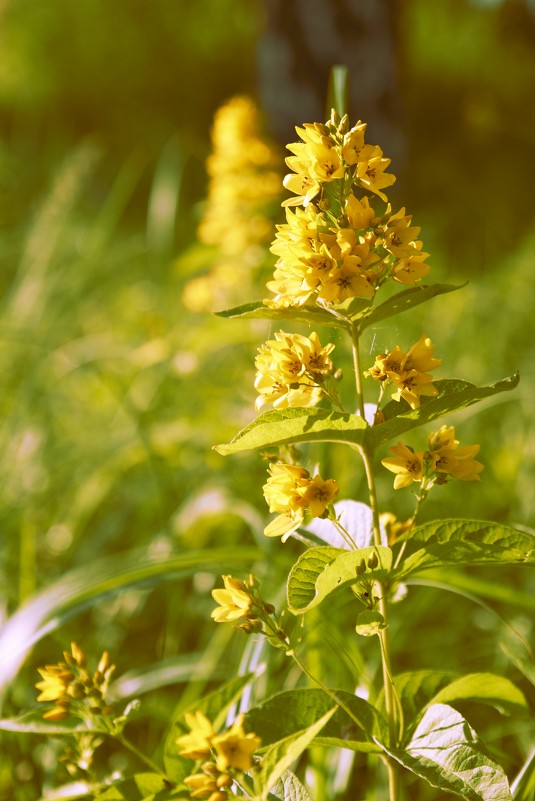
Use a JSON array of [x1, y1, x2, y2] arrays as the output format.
[[351, 326, 400, 801]]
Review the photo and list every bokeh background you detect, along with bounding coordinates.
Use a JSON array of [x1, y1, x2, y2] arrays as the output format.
[[0, 1, 534, 798]]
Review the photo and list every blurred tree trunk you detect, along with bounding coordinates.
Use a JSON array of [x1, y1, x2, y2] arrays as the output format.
[[257, 0, 404, 164]]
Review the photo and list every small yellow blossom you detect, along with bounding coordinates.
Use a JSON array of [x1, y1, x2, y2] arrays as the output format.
[[177, 711, 216, 760], [184, 772, 221, 799], [211, 576, 253, 623], [355, 144, 396, 201], [382, 443, 425, 489], [380, 512, 414, 545], [212, 713, 261, 772], [345, 193, 375, 229], [254, 331, 335, 411], [365, 335, 441, 409], [263, 462, 339, 541], [35, 665, 73, 704], [429, 425, 484, 482]]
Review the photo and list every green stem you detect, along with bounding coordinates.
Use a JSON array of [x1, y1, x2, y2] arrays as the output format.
[[331, 516, 359, 550], [351, 326, 400, 801], [351, 324, 366, 419]]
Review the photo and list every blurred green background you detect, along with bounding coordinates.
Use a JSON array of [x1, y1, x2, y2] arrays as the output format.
[[0, 0, 534, 798]]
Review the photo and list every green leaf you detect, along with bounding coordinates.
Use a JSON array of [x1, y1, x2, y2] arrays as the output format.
[[392, 519, 534, 581], [381, 671, 456, 736], [278, 771, 313, 801], [430, 673, 528, 717], [287, 546, 392, 614], [0, 545, 260, 697], [256, 706, 337, 800], [0, 709, 101, 735], [214, 408, 368, 455], [95, 773, 174, 801], [353, 283, 465, 332], [286, 547, 343, 612], [388, 704, 513, 800], [245, 688, 386, 755], [365, 373, 520, 450], [511, 747, 535, 801], [214, 301, 350, 330], [163, 672, 257, 784], [355, 610, 386, 636]]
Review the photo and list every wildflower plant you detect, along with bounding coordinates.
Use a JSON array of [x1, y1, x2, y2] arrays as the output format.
[[211, 85, 533, 801], [4, 83, 533, 801]]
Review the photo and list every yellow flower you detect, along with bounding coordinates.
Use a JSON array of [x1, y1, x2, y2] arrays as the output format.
[[177, 711, 216, 760], [345, 193, 375, 229], [317, 256, 375, 303], [263, 463, 339, 541], [301, 474, 340, 516], [35, 665, 73, 703], [184, 772, 221, 799], [380, 512, 414, 545], [365, 335, 441, 409], [382, 442, 425, 489], [390, 250, 430, 285], [212, 713, 261, 772], [390, 371, 439, 409], [211, 575, 253, 623], [429, 425, 484, 482], [355, 144, 396, 201], [341, 121, 367, 164], [254, 331, 334, 411]]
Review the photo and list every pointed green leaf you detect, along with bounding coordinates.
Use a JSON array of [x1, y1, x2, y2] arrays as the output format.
[[246, 688, 386, 755], [430, 673, 528, 717], [287, 546, 392, 614], [365, 373, 519, 450], [0, 709, 101, 735], [215, 301, 350, 330], [511, 747, 535, 801], [164, 672, 257, 783], [256, 706, 337, 800], [215, 408, 368, 455], [388, 704, 513, 800], [354, 283, 465, 331], [392, 519, 534, 581]]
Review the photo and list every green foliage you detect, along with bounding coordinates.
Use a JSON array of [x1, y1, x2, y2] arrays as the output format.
[[388, 704, 513, 801], [287, 546, 392, 613], [245, 688, 385, 753], [254, 706, 337, 800]]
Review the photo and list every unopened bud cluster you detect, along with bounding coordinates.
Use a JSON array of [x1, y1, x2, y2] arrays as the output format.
[[35, 642, 115, 722]]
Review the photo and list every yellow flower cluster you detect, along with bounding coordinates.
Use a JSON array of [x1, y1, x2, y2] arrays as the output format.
[[263, 462, 339, 541], [382, 425, 484, 490], [255, 330, 335, 411], [177, 710, 261, 799], [35, 643, 114, 721], [365, 334, 442, 409], [183, 96, 281, 312], [265, 111, 429, 309]]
